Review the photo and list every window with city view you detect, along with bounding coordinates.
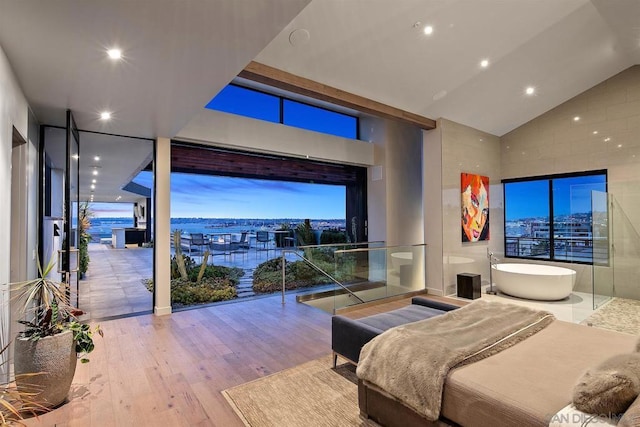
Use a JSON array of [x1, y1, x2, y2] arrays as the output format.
[[503, 170, 607, 263]]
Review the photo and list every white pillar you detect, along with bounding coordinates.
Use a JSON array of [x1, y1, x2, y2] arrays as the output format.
[[154, 137, 172, 315]]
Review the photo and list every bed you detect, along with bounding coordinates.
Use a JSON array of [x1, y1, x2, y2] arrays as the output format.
[[356, 302, 638, 427]]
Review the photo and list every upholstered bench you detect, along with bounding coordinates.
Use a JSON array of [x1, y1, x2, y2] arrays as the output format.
[[331, 297, 459, 366]]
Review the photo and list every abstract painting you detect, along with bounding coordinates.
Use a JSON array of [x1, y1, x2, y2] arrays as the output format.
[[461, 173, 489, 242]]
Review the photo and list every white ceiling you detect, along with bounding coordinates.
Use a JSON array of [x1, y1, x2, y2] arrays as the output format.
[[0, 0, 310, 138], [1, 0, 638, 140], [255, 0, 640, 136], [1, 0, 640, 201]]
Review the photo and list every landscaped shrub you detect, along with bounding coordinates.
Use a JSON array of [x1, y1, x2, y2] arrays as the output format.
[[320, 229, 347, 244], [252, 254, 352, 294], [171, 255, 196, 279], [170, 277, 237, 306], [295, 219, 315, 246], [187, 264, 243, 285], [147, 259, 244, 306]]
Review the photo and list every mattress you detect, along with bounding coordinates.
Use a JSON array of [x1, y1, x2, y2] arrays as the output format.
[[440, 321, 636, 427]]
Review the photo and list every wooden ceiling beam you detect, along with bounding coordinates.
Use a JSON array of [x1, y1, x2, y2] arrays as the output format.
[[238, 61, 436, 131]]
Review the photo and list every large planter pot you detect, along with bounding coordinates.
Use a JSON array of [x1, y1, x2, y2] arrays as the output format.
[[14, 329, 77, 408]]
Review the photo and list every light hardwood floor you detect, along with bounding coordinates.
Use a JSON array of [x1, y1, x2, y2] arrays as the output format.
[[24, 292, 458, 426]]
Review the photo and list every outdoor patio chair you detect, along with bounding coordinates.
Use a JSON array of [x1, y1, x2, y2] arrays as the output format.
[[229, 232, 250, 259], [256, 230, 271, 255], [189, 233, 208, 258]]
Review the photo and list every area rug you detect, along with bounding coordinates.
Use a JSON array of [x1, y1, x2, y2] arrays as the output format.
[[581, 297, 640, 335], [222, 355, 374, 427]]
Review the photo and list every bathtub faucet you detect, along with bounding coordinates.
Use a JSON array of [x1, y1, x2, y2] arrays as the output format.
[[486, 249, 498, 295]]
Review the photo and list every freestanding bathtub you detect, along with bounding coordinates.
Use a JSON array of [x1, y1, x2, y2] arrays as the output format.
[[492, 263, 576, 301]]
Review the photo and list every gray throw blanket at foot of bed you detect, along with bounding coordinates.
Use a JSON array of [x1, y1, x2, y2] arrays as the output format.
[[356, 300, 555, 421]]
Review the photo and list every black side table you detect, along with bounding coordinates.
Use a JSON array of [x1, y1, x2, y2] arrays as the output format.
[[457, 273, 481, 299]]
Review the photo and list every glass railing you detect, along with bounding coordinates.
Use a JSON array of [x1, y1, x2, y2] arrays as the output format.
[[284, 243, 427, 314]]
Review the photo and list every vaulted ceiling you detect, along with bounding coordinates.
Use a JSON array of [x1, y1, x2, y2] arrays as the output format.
[[1, 1, 639, 202], [1, 0, 638, 139]]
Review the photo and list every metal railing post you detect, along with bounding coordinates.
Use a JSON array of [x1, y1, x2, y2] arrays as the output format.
[[281, 250, 286, 305]]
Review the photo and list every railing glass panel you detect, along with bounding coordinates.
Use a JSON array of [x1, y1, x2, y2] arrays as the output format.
[[285, 243, 427, 314], [578, 191, 640, 323], [331, 244, 427, 312]]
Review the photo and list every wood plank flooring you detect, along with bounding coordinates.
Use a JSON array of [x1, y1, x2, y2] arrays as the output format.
[[22, 292, 437, 426]]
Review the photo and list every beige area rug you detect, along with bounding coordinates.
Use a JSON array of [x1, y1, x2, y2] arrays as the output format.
[[222, 355, 375, 427], [581, 297, 640, 335]]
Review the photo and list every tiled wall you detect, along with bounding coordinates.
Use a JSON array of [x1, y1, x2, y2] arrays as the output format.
[[501, 65, 640, 298], [425, 118, 502, 295]]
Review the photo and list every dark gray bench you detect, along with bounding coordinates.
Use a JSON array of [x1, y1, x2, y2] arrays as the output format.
[[331, 297, 459, 366]]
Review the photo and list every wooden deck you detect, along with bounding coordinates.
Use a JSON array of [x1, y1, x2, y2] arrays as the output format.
[[23, 290, 451, 426]]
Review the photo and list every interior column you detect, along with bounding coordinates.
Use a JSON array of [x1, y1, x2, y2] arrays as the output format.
[[154, 137, 171, 315]]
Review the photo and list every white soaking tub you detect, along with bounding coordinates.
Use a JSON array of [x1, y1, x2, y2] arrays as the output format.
[[492, 263, 575, 301]]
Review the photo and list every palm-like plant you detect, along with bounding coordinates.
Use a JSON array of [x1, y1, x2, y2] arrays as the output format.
[[12, 256, 101, 363], [0, 342, 44, 426]]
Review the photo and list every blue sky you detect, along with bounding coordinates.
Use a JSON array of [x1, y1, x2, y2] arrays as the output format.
[[129, 171, 345, 219], [505, 175, 606, 220], [88, 202, 134, 218]]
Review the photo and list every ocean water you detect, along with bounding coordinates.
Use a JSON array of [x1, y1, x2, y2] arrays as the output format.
[[88, 218, 344, 241]]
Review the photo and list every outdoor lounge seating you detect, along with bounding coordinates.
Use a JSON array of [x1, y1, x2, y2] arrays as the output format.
[[255, 230, 272, 255], [228, 232, 250, 258]]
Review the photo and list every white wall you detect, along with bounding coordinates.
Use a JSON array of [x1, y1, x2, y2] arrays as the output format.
[[423, 125, 443, 294], [176, 109, 374, 166], [362, 117, 424, 246], [501, 65, 640, 298], [0, 44, 30, 378], [424, 119, 502, 295]]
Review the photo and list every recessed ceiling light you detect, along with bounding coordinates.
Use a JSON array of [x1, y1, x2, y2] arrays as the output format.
[[94, 155, 100, 161], [92, 170, 99, 176], [423, 25, 434, 35], [525, 86, 535, 95], [100, 112, 111, 120], [480, 59, 489, 68], [573, 116, 580, 122], [593, 131, 598, 135], [617, 144, 622, 148], [92, 179, 96, 184], [90, 184, 96, 190], [107, 48, 122, 60], [604, 137, 611, 142]]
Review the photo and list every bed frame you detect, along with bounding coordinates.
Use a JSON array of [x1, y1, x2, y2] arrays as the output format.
[[358, 380, 451, 427]]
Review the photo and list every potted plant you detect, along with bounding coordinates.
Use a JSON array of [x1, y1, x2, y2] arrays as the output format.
[[11, 257, 102, 409]]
